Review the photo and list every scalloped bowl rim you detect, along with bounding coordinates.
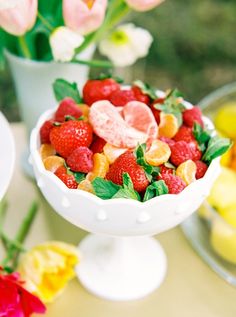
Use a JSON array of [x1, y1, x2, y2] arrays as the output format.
[[30, 101, 219, 209]]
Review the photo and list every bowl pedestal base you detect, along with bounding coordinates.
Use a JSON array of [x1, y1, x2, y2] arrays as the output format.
[[76, 234, 167, 301]]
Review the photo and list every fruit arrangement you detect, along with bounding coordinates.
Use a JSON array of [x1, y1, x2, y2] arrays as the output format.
[[39, 76, 231, 202], [198, 101, 236, 263]]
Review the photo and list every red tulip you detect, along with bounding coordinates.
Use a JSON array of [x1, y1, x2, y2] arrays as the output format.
[[0, 269, 46, 317], [63, 0, 108, 35], [0, 0, 38, 36]]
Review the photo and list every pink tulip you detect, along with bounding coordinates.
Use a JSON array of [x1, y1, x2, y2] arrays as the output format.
[[125, 0, 165, 11], [63, 0, 108, 36], [0, 0, 37, 36]]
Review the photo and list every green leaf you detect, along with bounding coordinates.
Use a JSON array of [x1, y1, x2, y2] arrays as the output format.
[[143, 180, 169, 202], [74, 172, 86, 184], [193, 122, 211, 152], [202, 136, 232, 163], [133, 80, 157, 100], [134, 144, 160, 181], [154, 88, 186, 127], [112, 173, 141, 201], [91, 72, 124, 83], [92, 177, 121, 200], [53, 79, 82, 103]]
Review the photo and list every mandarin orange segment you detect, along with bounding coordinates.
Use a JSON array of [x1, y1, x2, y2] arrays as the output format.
[[176, 159, 197, 185], [78, 103, 90, 121], [103, 143, 127, 164], [86, 153, 109, 181], [144, 140, 171, 166], [77, 179, 94, 194], [43, 155, 65, 172], [158, 112, 178, 138], [40, 144, 56, 160]]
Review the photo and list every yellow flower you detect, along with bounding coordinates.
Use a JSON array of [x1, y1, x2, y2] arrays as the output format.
[[18, 241, 79, 303]]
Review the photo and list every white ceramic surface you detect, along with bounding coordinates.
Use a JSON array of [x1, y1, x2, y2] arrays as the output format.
[[6, 46, 95, 134], [30, 104, 221, 301], [0, 112, 15, 200]]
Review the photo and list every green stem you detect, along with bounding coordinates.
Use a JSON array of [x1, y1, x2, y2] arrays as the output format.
[[1, 232, 26, 252], [0, 200, 8, 235], [73, 1, 130, 57], [18, 36, 32, 59], [2, 202, 38, 269], [37, 11, 54, 32], [71, 58, 113, 68]]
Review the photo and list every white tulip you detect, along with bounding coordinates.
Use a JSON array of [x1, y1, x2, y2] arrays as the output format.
[[50, 26, 84, 62], [99, 23, 153, 67]]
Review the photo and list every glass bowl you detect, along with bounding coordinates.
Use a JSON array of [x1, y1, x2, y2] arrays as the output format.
[[181, 81, 236, 286]]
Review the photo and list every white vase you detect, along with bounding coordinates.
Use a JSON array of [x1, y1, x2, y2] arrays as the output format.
[[5, 45, 95, 133]]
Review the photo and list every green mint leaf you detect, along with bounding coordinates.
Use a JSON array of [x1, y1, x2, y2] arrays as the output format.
[[92, 177, 121, 199], [74, 172, 86, 184], [122, 173, 134, 191], [112, 173, 140, 201], [112, 188, 141, 201], [202, 136, 232, 163], [166, 88, 184, 99], [143, 180, 169, 202], [164, 162, 175, 169], [193, 123, 211, 152], [53, 79, 82, 103], [133, 80, 157, 100], [134, 144, 160, 182]]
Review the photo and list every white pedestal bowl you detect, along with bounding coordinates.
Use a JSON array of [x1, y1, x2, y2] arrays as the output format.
[[30, 108, 221, 301], [0, 112, 15, 200]]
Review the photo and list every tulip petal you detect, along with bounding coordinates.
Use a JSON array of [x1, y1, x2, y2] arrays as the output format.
[[0, 0, 37, 36], [63, 0, 108, 35], [125, 0, 165, 11]]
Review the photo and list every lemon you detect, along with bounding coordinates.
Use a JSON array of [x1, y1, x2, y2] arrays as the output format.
[[214, 102, 236, 139], [211, 218, 236, 264], [220, 148, 232, 167], [218, 204, 236, 229], [207, 167, 236, 210]]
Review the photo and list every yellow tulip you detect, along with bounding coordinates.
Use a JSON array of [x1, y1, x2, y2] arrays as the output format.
[[18, 241, 79, 303]]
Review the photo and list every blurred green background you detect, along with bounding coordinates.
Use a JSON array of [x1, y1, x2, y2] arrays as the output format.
[[0, 0, 236, 122]]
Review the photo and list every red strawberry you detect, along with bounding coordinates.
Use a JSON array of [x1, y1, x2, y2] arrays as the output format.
[[67, 147, 93, 173], [109, 89, 136, 107], [131, 86, 150, 105], [170, 141, 194, 166], [54, 166, 78, 189], [195, 160, 208, 179], [159, 136, 175, 147], [55, 98, 83, 122], [150, 98, 164, 124], [189, 141, 202, 161], [183, 106, 204, 128], [158, 173, 186, 194], [173, 125, 195, 143], [159, 165, 174, 176], [90, 137, 106, 153], [50, 120, 93, 158], [106, 151, 149, 192], [83, 78, 120, 106], [40, 120, 54, 144]]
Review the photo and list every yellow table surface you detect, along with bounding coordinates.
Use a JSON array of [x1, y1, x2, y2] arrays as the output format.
[[1, 123, 236, 317]]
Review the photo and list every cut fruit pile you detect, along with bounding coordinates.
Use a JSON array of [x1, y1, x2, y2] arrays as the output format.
[[38, 77, 231, 202]]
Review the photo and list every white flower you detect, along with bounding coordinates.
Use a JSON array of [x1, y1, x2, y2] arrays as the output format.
[[98, 23, 153, 67], [50, 26, 84, 62]]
